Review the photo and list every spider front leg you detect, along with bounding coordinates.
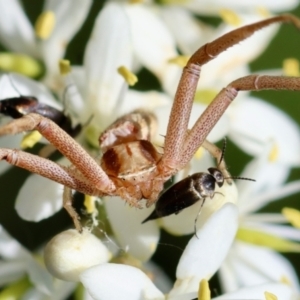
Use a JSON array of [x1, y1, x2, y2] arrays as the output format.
[[0, 113, 116, 193], [158, 14, 300, 174]]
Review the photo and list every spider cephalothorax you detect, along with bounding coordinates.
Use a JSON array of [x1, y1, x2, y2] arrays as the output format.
[[0, 15, 300, 232]]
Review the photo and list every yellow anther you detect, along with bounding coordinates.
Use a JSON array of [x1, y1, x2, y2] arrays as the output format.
[[0, 53, 42, 78], [264, 291, 277, 300], [219, 9, 241, 27], [283, 58, 300, 77], [84, 195, 97, 214], [280, 275, 291, 286], [198, 279, 211, 300], [129, 0, 143, 3], [168, 55, 190, 67], [195, 89, 218, 105], [117, 66, 138, 86], [237, 228, 300, 252], [21, 131, 42, 149], [268, 143, 279, 162], [256, 7, 271, 18], [35, 11, 55, 39], [282, 207, 300, 228], [195, 147, 204, 160], [59, 59, 71, 75]]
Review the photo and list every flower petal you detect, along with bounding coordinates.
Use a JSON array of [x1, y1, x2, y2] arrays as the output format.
[[84, 2, 132, 126], [219, 241, 300, 293], [41, 0, 92, 75], [104, 196, 160, 262], [168, 203, 238, 297], [15, 173, 63, 222], [123, 3, 178, 92], [184, 0, 298, 15], [214, 283, 293, 300], [229, 97, 300, 166], [0, 0, 37, 56], [80, 263, 164, 300]]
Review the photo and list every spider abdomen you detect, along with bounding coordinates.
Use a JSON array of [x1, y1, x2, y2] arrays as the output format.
[[101, 140, 161, 182]]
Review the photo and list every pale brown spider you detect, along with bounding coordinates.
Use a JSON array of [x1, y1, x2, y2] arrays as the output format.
[[0, 15, 300, 232]]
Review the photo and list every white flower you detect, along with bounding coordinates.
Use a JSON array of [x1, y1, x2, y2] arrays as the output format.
[[0, 224, 55, 298], [80, 203, 239, 300], [217, 146, 300, 294], [0, 0, 92, 90]]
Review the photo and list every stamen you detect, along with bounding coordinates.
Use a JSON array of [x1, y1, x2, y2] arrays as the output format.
[[84, 195, 99, 227], [198, 279, 211, 300], [168, 55, 190, 67], [280, 275, 291, 285], [268, 143, 279, 162], [84, 195, 96, 214], [35, 11, 55, 39], [129, 0, 143, 3], [264, 291, 277, 300], [21, 131, 42, 149], [283, 58, 300, 77], [236, 228, 300, 252], [59, 59, 71, 75], [0, 53, 42, 78], [219, 9, 241, 27], [282, 207, 300, 228], [117, 66, 138, 86]]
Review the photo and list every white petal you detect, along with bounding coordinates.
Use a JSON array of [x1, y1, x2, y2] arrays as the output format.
[[84, 2, 132, 125], [80, 263, 164, 300], [41, 0, 92, 74], [0, 0, 37, 56], [26, 258, 54, 295], [168, 203, 238, 297], [0, 261, 26, 286], [44, 229, 111, 282], [244, 222, 300, 242], [229, 97, 300, 166], [104, 196, 160, 262], [0, 224, 29, 259], [0, 73, 61, 109], [184, 0, 298, 15], [0, 225, 54, 293], [214, 283, 293, 300], [123, 3, 178, 90], [220, 241, 300, 293], [15, 174, 63, 221], [161, 7, 214, 55], [0, 131, 23, 175]]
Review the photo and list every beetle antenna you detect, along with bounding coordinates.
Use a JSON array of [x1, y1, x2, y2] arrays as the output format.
[[224, 176, 256, 182]]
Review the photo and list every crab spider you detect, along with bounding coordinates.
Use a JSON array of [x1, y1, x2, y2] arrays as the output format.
[[0, 15, 300, 232]]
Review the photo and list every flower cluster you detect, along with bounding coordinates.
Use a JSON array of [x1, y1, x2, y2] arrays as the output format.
[[0, 0, 299, 299]]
